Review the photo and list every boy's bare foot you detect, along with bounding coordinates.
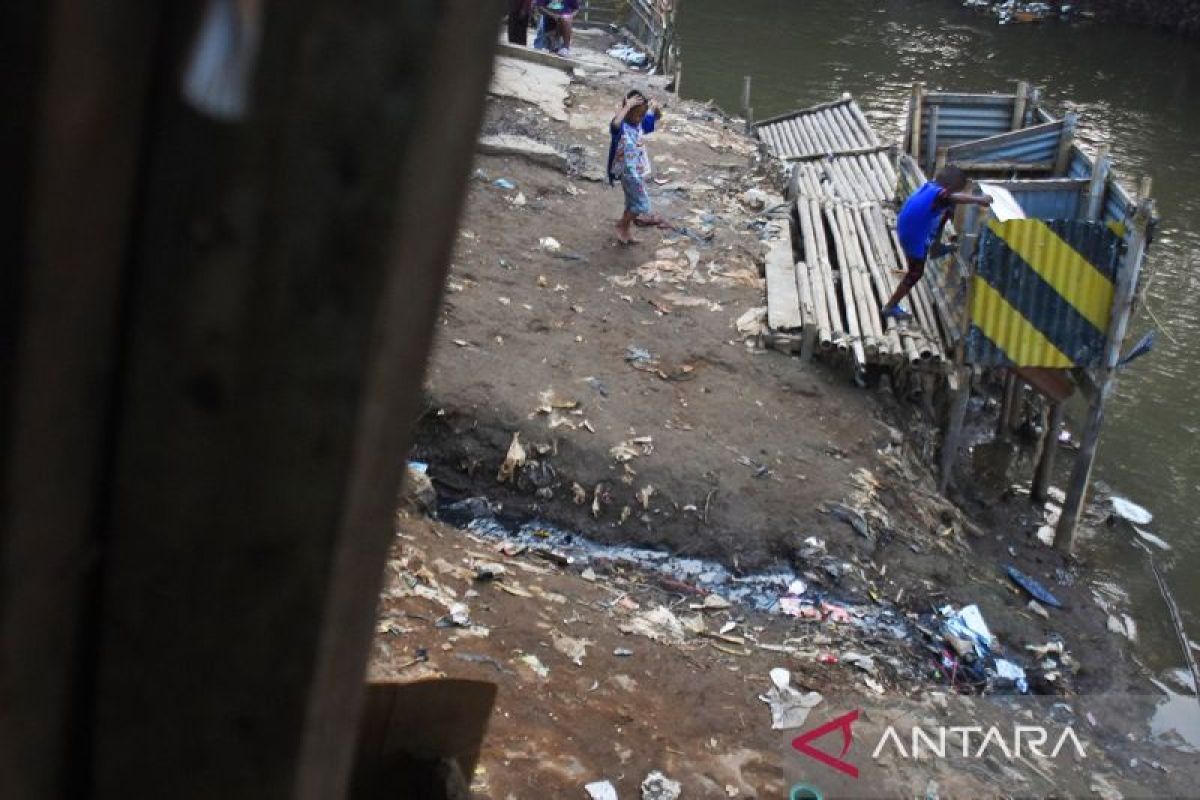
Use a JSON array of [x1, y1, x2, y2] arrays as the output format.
[[614, 225, 639, 245]]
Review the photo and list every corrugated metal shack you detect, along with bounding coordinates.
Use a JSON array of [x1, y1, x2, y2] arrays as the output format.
[[758, 80, 1156, 551]]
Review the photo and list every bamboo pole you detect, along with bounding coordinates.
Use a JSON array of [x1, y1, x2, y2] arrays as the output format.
[[926, 104, 940, 176], [825, 204, 870, 364], [798, 199, 836, 350], [852, 207, 903, 360], [795, 260, 818, 360], [838, 205, 885, 358]]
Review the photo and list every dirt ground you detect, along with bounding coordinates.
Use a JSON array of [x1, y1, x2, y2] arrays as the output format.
[[372, 31, 1198, 798]]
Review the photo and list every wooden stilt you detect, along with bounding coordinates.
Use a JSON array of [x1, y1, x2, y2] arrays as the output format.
[[1032, 402, 1064, 503], [1086, 145, 1111, 221], [742, 75, 753, 134], [909, 82, 924, 160], [939, 367, 972, 494], [926, 105, 940, 175], [1011, 80, 1030, 130], [1055, 196, 1154, 552], [1054, 112, 1078, 176], [997, 372, 1017, 439]]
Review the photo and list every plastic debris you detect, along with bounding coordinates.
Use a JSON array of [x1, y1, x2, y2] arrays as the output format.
[[640, 771, 682, 800], [552, 630, 591, 666], [539, 236, 562, 252], [1027, 600, 1050, 619], [943, 604, 995, 657], [1133, 528, 1171, 551], [496, 432, 527, 483], [734, 306, 767, 336], [994, 658, 1029, 694], [517, 652, 550, 679], [494, 178, 516, 190], [1006, 566, 1064, 608], [619, 606, 688, 644], [759, 668, 823, 730], [585, 780, 619, 800], [606, 44, 648, 66], [1111, 496, 1153, 525]]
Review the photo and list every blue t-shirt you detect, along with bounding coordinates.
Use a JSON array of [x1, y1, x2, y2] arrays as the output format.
[[897, 181, 951, 260]]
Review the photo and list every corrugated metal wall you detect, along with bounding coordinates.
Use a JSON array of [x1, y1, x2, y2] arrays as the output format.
[[920, 94, 1015, 150], [947, 121, 1064, 168]]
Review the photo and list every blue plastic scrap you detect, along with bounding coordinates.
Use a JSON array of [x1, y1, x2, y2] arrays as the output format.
[[1006, 565, 1063, 608]]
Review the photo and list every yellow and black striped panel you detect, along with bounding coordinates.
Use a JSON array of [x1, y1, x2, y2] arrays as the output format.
[[966, 219, 1123, 368]]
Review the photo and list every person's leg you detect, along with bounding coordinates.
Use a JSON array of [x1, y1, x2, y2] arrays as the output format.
[[618, 173, 650, 243], [883, 255, 925, 316], [558, 14, 573, 51], [616, 210, 638, 244]]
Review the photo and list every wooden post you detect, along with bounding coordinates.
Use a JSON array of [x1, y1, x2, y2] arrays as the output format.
[[997, 372, 1018, 439], [2, 1, 500, 795], [934, 145, 949, 177], [909, 82, 924, 160], [1055, 195, 1154, 552], [1032, 402, 1064, 503], [926, 104, 940, 175], [1027, 86, 1043, 122], [1011, 80, 1030, 130], [1054, 111, 1078, 176], [1086, 144, 1112, 221], [742, 75, 753, 134], [940, 367, 972, 494]]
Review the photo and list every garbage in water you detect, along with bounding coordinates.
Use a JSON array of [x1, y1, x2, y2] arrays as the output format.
[[1006, 565, 1064, 608], [585, 780, 619, 800], [1111, 496, 1153, 525], [640, 771, 682, 800], [1134, 527, 1171, 551], [759, 668, 823, 730]]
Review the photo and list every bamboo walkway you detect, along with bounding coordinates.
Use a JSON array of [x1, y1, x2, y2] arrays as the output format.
[[757, 94, 953, 369]]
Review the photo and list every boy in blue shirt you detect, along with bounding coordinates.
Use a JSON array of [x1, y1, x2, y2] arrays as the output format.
[[608, 90, 661, 244], [882, 165, 992, 320]]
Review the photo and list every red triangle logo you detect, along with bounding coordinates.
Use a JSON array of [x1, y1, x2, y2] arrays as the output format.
[[791, 709, 860, 779]]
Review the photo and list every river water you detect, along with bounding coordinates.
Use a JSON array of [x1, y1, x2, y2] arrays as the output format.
[[676, 0, 1200, 678]]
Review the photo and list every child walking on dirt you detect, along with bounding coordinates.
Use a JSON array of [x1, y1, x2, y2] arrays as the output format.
[[609, 90, 662, 244], [881, 165, 992, 320]]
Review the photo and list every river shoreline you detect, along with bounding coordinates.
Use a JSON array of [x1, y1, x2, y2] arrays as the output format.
[[957, 0, 1200, 35]]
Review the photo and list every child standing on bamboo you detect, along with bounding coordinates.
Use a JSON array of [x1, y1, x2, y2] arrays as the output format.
[[609, 90, 662, 245], [882, 165, 992, 320]]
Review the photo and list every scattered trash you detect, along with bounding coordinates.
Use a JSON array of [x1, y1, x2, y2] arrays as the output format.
[[613, 647, 634, 657], [842, 651, 877, 674], [494, 178, 516, 190], [539, 236, 562, 253], [943, 604, 994, 658], [585, 780, 619, 800], [497, 432, 527, 483], [1006, 565, 1064, 608], [1035, 525, 1056, 546], [606, 44, 648, 66], [610, 437, 654, 462], [742, 188, 768, 211], [734, 306, 767, 337], [1111, 496, 1153, 525], [437, 603, 472, 628], [640, 771, 682, 800], [759, 668, 823, 730], [625, 345, 656, 365], [1027, 600, 1050, 619], [517, 652, 550, 679], [735, 455, 771, 478], [620, 606, 688, 645], [993, 658, 1029, 693], [552, 630, 591, 666]]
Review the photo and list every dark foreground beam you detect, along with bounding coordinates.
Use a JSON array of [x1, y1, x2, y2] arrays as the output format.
[[2, 1, 499, 796]]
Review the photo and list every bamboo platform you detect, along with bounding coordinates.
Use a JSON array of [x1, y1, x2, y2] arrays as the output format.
[[787, 198, 950, 368], [787, 149, 899, 204], [755, 95, 880, 161]]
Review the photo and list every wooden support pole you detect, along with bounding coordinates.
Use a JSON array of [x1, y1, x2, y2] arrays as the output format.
[[1085, 145, 1111, 221], [909, 82, 924, 160], [940, 367, 972, 494], [1032, 402, 1064, 503], [1006, 378, 1026, 432], [3, 1, 500, 795], [1054, 111, 1078, 176], [1055, 196, 1154, 552], [1027, 86, 1043, 121], [926, 104, 940, 175], [1011, 80, 1030, 130], [934, 145, 949, 177], [742, 75, 753, 134]]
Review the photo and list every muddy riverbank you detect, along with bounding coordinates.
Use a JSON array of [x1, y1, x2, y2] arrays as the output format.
[[376, 29, 1199, 796]]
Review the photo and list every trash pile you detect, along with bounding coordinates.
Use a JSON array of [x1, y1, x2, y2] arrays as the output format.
[[917, 603, 1076, 695], [960, 0, 1087, 24], [605, 43, 649, 68]]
